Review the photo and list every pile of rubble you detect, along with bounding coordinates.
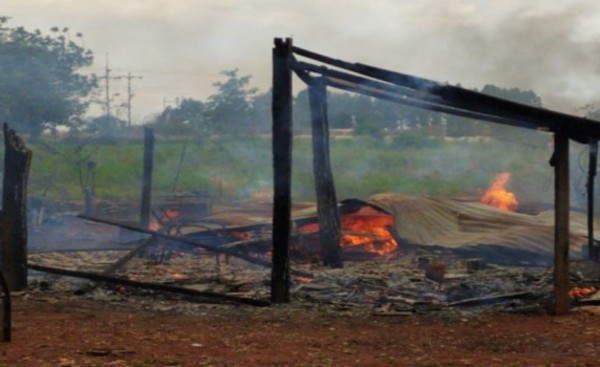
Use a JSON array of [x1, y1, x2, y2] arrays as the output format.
[[27, 246, 572, 317]]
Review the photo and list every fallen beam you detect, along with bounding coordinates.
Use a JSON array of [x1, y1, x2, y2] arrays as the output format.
[[447, 291, 534, 307], [28, 263, 270, 307], [76, 214, 314, 279], [78, 214, 271, 265], [76, 237, 157, 295]]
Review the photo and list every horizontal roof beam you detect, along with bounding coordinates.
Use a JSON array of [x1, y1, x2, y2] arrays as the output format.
[[292, 45, 600, 143]]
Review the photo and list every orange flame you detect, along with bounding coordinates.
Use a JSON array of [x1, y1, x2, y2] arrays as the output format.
[[149, 209, 180, 231], [341, 207, 398, 255], [298, 206, 398, 255], [480, 172, 518, 211], [569, 286, 597, 299]]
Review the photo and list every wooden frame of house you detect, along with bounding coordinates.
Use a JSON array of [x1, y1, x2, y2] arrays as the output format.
[[271, 37, 600, 314]]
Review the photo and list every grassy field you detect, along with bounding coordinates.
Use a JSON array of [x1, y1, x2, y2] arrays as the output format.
[[14, 130, 582, 208]]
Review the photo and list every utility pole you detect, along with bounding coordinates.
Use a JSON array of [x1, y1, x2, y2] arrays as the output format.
[[99, 55, 123, 122], [125, 72, 143, 127]]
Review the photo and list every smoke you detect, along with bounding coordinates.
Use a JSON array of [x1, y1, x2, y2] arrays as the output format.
[[386, 0, 600, 115], [4, 0, 600, 119]]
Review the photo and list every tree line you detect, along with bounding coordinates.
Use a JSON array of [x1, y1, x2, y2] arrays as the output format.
[[0, 17, 595, 142]]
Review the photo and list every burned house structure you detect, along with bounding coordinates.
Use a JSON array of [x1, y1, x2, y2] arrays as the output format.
[[2, 38, 600, 335], [270, 38, 600, 314]]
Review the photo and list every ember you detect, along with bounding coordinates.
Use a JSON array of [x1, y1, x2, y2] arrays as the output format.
[[149, 209, 180, 231], [480, 172, 518, 211], [294, 276, 314, 283], [569, 286, 597, 299]]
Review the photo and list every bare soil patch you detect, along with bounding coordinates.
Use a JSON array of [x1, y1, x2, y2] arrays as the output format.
[[1, 294, 600, 367]]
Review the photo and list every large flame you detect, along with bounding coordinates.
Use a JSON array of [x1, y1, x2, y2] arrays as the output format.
[[299, 206, 398, 255], [340, 206, 398, 255], [480, 172, 518, 211]]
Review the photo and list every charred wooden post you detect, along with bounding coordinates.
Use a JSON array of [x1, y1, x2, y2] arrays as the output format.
[[271, 37, 293, 303], [1, 124, 32, 291], [551, 131, 570, 314], [308, 78, 343, 268], [140, 127, 155, 229], [588, 139, 598, 260], [0, 268, 11, 342]]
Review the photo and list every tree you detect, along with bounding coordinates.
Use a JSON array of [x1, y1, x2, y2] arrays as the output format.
[[480, 84, 544, 142], [480, 85, 542, 108], [204, 69, 258, 135], [354, 98, 401, 138], [0, 17, 96, 139], [249, 89, 271, 134], [327, 92, 355, 129], [84, 115, 126, 138], [153, 98, 207, 136]]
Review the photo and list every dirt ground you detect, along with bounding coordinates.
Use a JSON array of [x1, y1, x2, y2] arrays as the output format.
[[11, 203, 600, 366], [0, 294, 600, 367]]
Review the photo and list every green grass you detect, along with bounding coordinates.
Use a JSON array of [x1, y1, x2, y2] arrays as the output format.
[[18, 132, 562, 206]]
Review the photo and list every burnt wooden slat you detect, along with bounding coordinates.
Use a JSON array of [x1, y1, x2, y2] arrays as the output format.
[[28, 263, 269, 307], [291, 45, 600, 143], [321, 73, 529, 130], [308, 78, 343, 268]]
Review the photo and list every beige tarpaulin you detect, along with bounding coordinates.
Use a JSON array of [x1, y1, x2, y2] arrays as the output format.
[[367, 193, 594, 261]]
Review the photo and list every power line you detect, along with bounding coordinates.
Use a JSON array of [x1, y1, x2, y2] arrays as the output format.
[[98, 56, 142, 125], [98, 55, 124, 121], [125, 72, 143, 127]]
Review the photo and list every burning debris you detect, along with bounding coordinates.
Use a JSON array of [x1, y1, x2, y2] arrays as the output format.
[[24, 189, 600, 316]]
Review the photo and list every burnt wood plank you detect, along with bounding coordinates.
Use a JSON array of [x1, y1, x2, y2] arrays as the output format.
[[308, 78, 342, 268]]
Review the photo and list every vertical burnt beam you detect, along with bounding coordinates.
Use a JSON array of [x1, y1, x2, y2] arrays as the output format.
[[271, 37, 293, 303], [551, 131, 570, 314], [0, 268, 10, 342], [308, 78, 343, 268], [1, 123, 32, 291], [588, 139, 598, 260], [140, 127, 155, 229]]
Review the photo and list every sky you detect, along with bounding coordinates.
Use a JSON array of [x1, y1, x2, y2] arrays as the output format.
[[4, 0, 600, 123]]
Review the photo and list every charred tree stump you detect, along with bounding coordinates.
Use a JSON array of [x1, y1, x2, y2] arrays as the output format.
[[140, 127, 154, 229], [588, 139, 598, 260], [551, 131, 570, 315], [271, 37, 293, 303], [1, 123, 32, 291], [308, 78, 342, 268]]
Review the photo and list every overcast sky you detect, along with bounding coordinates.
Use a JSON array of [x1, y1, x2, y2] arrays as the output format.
[[4, 0, 600, 123]]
